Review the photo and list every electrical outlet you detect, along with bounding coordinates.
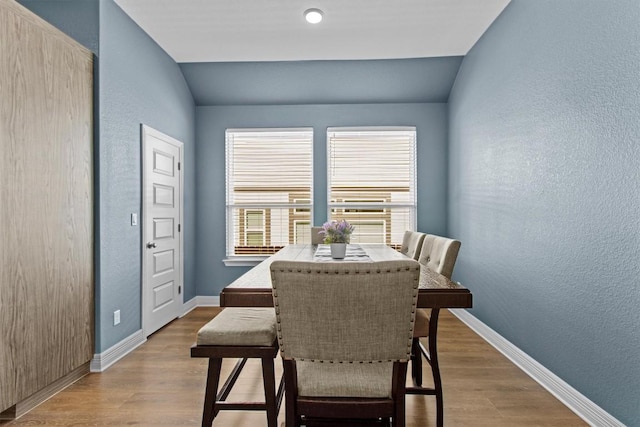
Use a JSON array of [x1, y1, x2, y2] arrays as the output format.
[[114, 310, 121, 326], [131, 213, 138, 226]]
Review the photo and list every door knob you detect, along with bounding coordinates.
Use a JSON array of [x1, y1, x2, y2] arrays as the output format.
[[146, 242, 157, 249]]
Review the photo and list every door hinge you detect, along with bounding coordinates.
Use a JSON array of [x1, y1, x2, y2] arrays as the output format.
[[178, 285, 181, 294], [178, 162, 181, 171], [178, 224, 181, 232]]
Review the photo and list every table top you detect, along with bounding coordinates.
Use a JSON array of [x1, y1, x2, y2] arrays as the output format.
[[220, 244, 472, 309]]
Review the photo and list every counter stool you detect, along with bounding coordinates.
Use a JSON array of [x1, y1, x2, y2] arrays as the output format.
[[191, 308, 284, 427], [407, 234, 462, 427]]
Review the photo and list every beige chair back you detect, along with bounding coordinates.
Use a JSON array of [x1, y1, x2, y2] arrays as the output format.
[[418, 234, 461, 279], [400, 231, 426, 260], [311, 226, 324, 245], [270, 260, 420, 362]]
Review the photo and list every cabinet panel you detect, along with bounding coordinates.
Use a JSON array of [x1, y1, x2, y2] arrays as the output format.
[[0, 0, 93, 412]]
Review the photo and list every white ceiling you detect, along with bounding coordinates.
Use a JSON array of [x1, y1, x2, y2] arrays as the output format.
[[114, 0, 511, 63]]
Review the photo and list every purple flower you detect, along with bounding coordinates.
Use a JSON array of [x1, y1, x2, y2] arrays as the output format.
[[319, 219, 354, 244]]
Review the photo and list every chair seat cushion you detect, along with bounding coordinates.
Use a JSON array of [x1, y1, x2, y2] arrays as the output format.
[[413, 308, 431, 338], [296, 360, 394, 398], [197, 308, 277, 346]]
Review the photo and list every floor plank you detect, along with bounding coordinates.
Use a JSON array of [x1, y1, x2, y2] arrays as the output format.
[[0, 308, 587, 426]]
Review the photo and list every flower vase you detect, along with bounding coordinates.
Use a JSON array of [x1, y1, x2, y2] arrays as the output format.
[[330, 243, 347, 259]]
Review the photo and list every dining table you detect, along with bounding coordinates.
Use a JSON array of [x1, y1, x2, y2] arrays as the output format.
[[220, 243, 472, 310]]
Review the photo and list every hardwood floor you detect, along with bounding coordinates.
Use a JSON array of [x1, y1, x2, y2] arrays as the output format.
[[0, 308, 587, 426]]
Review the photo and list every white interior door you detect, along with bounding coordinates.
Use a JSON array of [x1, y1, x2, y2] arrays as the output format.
[[142, 125, 184, 336]]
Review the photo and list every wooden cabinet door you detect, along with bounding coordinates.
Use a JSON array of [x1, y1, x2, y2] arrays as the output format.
[[0, 0, 93, 412]]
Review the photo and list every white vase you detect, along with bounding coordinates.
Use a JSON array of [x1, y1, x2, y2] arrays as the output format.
[[330, 243, 347, 259]]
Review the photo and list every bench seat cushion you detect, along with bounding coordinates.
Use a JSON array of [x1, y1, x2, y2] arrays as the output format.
[[197, 308, 277, 347]]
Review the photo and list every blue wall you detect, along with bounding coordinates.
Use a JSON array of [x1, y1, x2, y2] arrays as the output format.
[[97, 0, 196, 351], [195, 103, 448, 295], [448, 0, 640, 424], [180, 57, 462, 105]]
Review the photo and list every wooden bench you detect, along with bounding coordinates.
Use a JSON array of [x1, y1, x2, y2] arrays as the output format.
[[191, 308, 284, 427]]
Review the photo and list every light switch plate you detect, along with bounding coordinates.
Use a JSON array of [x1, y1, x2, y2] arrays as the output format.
[[131, 213, 137, 226], [114, 310, 121, 326]]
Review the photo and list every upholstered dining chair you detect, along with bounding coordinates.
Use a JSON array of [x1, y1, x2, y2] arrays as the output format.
[[409, 234, 461, 427], [310, 226, 324, 245], [400, 230, 425, 260], [270, 260, 421, 427], [417, 235, 461, 279]]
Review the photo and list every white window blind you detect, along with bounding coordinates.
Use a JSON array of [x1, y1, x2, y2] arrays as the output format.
[[226, 128, 313, 257], [327, 127, 417, 247]]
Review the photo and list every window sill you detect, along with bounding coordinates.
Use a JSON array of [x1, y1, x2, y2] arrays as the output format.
[[223, 256, 269, 267]]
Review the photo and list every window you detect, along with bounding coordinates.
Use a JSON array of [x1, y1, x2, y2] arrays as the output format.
[[226, 128, 313, 260], [327, 127, 417, 248], [243, 210, 265, 245]]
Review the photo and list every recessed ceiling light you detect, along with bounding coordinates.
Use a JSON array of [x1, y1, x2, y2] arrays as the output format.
[[304, 8, 323, 24]]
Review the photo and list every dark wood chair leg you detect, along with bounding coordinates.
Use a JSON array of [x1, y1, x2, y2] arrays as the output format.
[[202, 358, 222, 427], [428, 308, 443, 427], [261, 357, 278, 427], [411, 337, 423, 386], [407, 309, 444, 427], [283, 359, 299, 427], [395, 384, 406, 426], [391, 362, 407, 427]]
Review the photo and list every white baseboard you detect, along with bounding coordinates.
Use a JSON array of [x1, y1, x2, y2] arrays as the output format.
[[90, 329, 146, 373], [92, 298, 220, 373], [449, 309, 625, 427], [181, 296, 198, 316], [181, 295, 219, 316], [193, 295, 220, 307]]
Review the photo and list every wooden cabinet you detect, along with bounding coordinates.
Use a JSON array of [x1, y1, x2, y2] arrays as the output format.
[[0, 0, 93, 415]]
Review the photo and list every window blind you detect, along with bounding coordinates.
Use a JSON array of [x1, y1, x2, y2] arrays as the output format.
[[226, 128, 313, 256], [327, 127, 417, 247]]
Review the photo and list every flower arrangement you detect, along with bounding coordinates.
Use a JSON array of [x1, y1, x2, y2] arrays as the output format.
[[319, 219, 355, 244]]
